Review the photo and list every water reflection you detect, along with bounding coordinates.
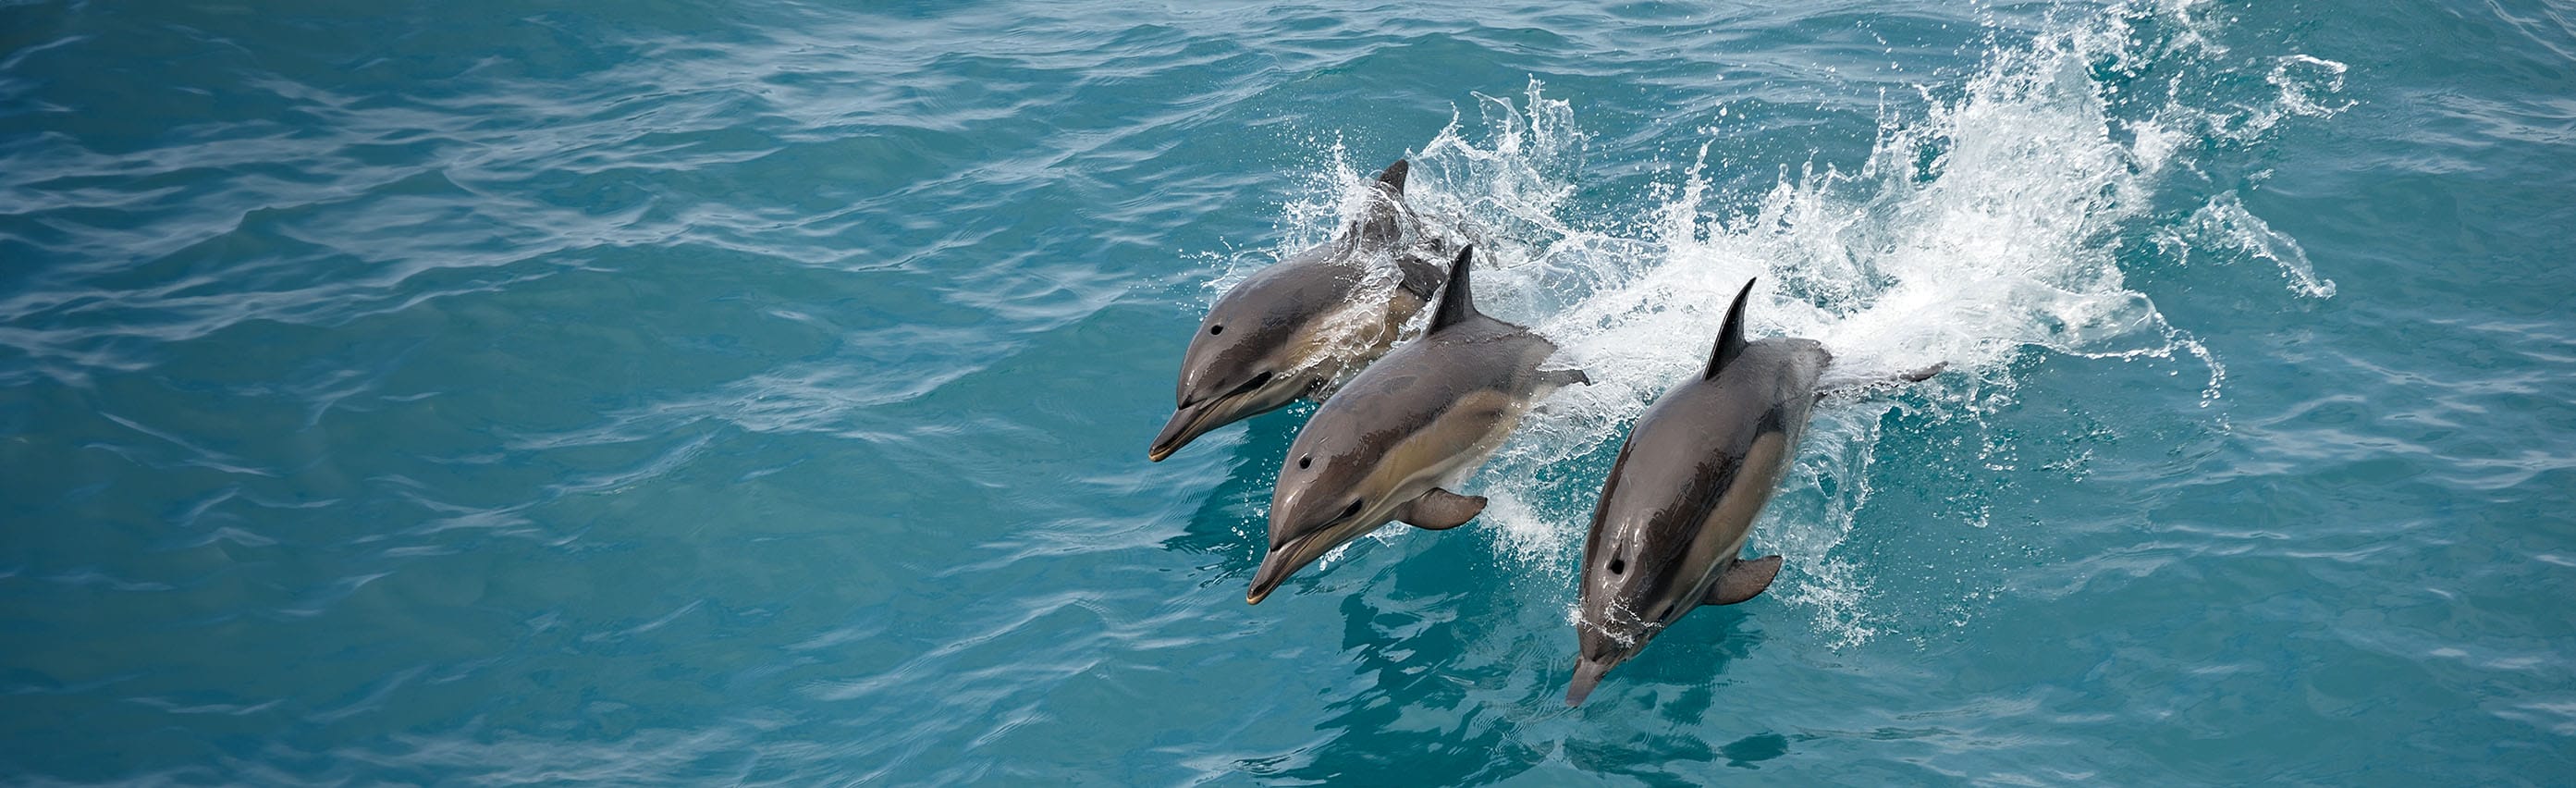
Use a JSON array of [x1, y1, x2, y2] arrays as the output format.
[[1261, 564, 1542, 783], [1719, 732, 1792, 768], [1559, 611, 1771, 783]]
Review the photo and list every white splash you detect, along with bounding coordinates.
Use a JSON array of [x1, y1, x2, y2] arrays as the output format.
[[1248, 2, 2341, 644], [2164, 191, 2339, 298]]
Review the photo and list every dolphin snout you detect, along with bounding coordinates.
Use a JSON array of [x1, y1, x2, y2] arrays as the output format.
[[1246, 541, 1302, 605], [1248, 528, 1336, 605], [1565, 657, 1612, 707], [1148, 400, 1221, 462]]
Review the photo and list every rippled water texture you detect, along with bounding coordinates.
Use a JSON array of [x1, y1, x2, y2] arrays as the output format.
[[4, 0, 2573, 783]]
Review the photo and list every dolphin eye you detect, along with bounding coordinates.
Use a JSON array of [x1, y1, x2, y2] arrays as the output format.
[[1607, 557, 1625, 575], [1208, 325, 1222, 335], [1341, 499, 1364, 519], [1297, 456, 1311, 470], [1656, 603, 1675, 621]]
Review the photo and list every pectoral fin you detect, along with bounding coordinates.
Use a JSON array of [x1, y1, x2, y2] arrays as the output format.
[[1400, 487, 1487, 531], [1703, 555, 1783, 605]]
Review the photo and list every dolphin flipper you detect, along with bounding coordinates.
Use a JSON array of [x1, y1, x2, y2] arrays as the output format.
[[1401, 487, 1487, 531], [1544, 368, 1593, 388], [1392, 248, 1447, 301], [1703, 555, 1783, 605]]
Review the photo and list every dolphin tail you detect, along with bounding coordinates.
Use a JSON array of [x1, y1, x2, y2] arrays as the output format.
[[1892, 363, 1947, 383], [1816, 362, 1948, 401]]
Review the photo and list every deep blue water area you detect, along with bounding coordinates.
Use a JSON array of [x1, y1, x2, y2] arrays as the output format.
[[3, 0, 2573, 783]]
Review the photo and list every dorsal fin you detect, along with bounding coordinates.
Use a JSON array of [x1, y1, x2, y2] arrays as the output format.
[[1430, 245, 1479, 331], [1376, 159, 1409, 194], [1703, 277, 1756, 380], [1347, 160, 1412, 249]]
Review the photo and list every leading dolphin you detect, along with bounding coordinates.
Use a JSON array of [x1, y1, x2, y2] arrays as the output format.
[[1249, 245, 1589, 604], [1564, 278, 1826, 706], [1147, 160, 1450, 462]]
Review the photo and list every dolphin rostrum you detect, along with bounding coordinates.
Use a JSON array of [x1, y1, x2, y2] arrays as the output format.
[[1564, 277, 1828, 706], [1148, 160, 1451, 462], [1249, 245, 1589, 604]]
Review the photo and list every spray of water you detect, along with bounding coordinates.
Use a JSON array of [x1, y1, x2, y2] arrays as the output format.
[[1221, 1, 2344, 644]]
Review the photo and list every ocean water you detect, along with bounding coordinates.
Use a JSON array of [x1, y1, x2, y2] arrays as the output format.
[[3, 0, 2572, 783]]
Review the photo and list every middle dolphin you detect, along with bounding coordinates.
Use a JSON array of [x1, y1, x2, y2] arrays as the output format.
[[1249, 245, 1589, 605], [1565, 277, 1828, 706]]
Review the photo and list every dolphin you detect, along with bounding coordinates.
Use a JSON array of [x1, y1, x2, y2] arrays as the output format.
[[1148, 160, 1451, 462], [1564, 277, 1828, 706], [1249, 245, 1589, 604]]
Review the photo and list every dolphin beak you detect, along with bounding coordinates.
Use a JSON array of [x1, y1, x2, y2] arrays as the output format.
[[1147, 399, 1221, 462], [1566, 658, 1611, 707], [1245, 535, 1315, 605]]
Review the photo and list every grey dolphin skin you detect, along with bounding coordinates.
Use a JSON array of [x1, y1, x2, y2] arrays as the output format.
[[1565, 278, 1827, 706], [1249, 245, 1589, 604], [1147, 160, 1450, 462]]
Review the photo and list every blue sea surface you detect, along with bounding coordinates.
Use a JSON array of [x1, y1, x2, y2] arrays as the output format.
[[3, 0, 2573, 783]]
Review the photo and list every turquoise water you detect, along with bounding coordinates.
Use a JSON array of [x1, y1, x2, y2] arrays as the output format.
[[4, 0, 2572, 782]]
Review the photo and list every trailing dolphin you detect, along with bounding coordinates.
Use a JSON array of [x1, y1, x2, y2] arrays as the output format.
[[1249, 245, 1589, 604], [1563, 278, 1831, 706], [1148, 160, 1451, 462]]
